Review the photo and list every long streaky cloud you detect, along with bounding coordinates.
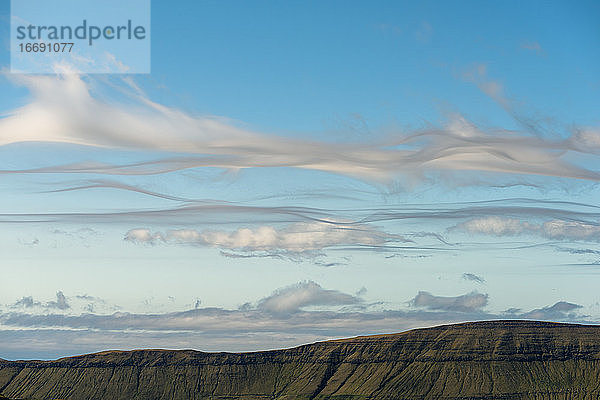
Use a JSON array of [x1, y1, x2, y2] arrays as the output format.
[[0, 73, 599, 183]]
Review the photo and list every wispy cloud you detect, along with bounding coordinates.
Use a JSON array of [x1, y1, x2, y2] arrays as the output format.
[[2, 197, 600, 260], [462, 273, 485, 284], [415, 21, 433, 43], [0, 73, 599, 185], [520, 41, 543, 55]]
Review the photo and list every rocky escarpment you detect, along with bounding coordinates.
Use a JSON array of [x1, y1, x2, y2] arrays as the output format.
[[1, 320, 600, 399]]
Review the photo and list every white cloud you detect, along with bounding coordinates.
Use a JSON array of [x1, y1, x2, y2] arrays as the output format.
[[11, 291, 70, 310], [124, 222, 402, 254], [457, 216, 534, 236], [542, 220, 600, 241], [12, 296, 40, 308], [410, 291, 488, 312], [257, 281, 361, 314], [46, 291, 70, 310], [1, 72, 599, 183], [124, 228, 164, 244], [519, 301, 583, 320], [456, 216, 600, 242]]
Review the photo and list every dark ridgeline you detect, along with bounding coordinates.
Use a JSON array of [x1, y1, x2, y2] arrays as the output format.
[[1, 320, 600, 400]]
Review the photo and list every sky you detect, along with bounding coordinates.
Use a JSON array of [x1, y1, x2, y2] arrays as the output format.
[[0, 0, 600, 360]]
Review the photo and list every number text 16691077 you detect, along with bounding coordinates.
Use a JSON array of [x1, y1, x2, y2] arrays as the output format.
[[19, 42, 74, 53]]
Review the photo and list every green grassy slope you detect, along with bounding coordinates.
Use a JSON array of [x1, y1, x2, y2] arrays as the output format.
[[1, 320, 600, 400]]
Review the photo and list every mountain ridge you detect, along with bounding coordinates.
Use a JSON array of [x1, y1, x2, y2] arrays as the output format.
[[2, 320, 600, 399]]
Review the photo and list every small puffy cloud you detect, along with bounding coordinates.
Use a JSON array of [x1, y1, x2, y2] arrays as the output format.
[[198, 223, 395, 252], [542, 220, 600, 241], [462, 273, 485, 284], [11, 292, 70, 310], [457, 216, 535, 236], [520, 301, 583, 320], [125, 222, 403, 256], [46, 291, 70, 310], [455, 217, 600, 242], [124, 228, 163, 244], [410, 291, 488, 312], [257, 281, 361, 314], [12, 296, 41, 308]]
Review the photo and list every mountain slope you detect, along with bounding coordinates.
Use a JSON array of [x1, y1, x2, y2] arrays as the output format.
[[1, 320, 600, 400]]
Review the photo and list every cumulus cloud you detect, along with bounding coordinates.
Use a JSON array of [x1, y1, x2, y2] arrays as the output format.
[[11, 292, 70, 310], [519, 301, 584, 320], [7, 292, 118, 314], [124, 222, 404, 256], [46, 291, 70, 310], [456, 216, 600, 242], [410, 291, 488, 312], [257, 281, 361, 314], [124, 228, 163, 244], [1, 73, 599, 183], [12, 296, 41, 308]]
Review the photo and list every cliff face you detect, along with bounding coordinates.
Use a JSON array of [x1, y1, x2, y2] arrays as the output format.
[[1, 320, 600, 400]]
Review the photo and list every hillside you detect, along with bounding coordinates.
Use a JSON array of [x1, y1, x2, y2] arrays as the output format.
[[1, 320, 600, 400]]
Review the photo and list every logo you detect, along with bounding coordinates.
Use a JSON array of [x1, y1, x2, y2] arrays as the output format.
[[11, 0, 151, 74]]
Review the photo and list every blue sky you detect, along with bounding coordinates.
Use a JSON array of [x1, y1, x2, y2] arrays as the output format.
[[0, 0, 599, 360]]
